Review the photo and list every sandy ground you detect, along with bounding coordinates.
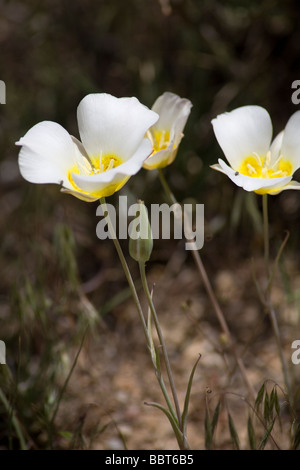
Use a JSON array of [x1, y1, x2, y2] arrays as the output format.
[[53, 243, 299, 450]]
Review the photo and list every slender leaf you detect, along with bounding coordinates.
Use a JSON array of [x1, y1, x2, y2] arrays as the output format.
[[274, 389, 280, 416], [205, 409, 213, 450], [270, 388, 276, 413], [263, 391, 271, 423], [228, 413, 240, 450], [181, 354, 201, 435], [147, 289, 157, 369], [258, 418, 275, 450], [255, 383, 265, 410], [211, 401, 221, 436], [273, 388, 281, 429], [247, 415, 256, 450], [144, 401, 182, 447], [147, 290, 160, 371], [292, 419, 300, 450]]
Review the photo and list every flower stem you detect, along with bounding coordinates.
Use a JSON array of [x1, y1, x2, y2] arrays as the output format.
[[139, 261, 183, 431], [262, 194, 270, 277], [99, 197, 180, 438], [158, 168, 177, 204], [99, 197, 148, 340], [158, 168, 256, 401], [262, 194, 292, 405]]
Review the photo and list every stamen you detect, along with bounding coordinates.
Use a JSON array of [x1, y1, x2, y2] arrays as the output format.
[[99, 151, 103, 170], [252, 152, 263, 166], [159, 131, 165, 148], [270, 154, 282, 170], [107, 158, 115, 171], [240, 151, 292, 180], [146, 130, 155, 146], [263, 150, 271, 169], [78, 157, 93, 175], [271, 170, 286, 177], [247, 163, 257, 175]]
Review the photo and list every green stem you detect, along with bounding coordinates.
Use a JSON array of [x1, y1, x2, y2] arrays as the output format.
[[262, 194, 292, 405], [266, 230, 290, 296], [139, 261, 183, 431], [158, 168, 177, 204], [262, 194, 270, 277], [158, 169, 256, 402], [100, 197, 148, 339], [100, 198, 178, 427], [0, 387, 27, 450]]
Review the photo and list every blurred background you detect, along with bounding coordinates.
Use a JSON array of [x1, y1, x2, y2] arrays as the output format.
[[1, 0, 300, 450]]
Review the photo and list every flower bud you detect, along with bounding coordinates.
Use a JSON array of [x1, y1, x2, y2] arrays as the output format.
[[129, 200, 153, 262]]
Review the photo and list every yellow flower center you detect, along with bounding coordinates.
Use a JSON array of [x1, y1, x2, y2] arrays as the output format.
[[238, 152, 293, 179], [152, 129, 171, 152], [89, 154, 123, 174], [68, 154, 123, 190]]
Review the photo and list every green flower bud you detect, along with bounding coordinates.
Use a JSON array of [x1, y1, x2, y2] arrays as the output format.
[[129, 200, 153, 262]]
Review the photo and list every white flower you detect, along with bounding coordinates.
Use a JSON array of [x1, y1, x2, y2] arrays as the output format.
[[143, 92, 192, 170], [16, 93, 159, 202], [211, 105, 300, 195]]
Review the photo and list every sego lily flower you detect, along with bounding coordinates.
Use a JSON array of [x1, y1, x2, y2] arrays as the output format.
[[16, 93, 159, 202], [143, 92, 192, 170], [211, 105, 300, 195]]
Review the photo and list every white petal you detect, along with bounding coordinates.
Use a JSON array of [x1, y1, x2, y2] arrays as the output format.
[[218, 158, 292, 192], [212, 106, 272, 170], [143, 144, 176, 170], [270, 130, 284, 164], [71, 135, 90, 161], [210, 162, 227, 174], [281, 111, 300, 171], [151, 92, 192, 142], [60, 187, 100, 202], [72, 138, 152, 194], [77, 93, 158, 161], [272, 180, 300, 193], [16, 121, 77, 188]]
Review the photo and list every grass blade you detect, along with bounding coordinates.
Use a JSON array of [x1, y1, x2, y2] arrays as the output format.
[[181, 354, 201, 435], [211, 400, 221, 436], [292, 419, 300, 450], [255, 383, 265, 410], [247, 415, 256, 450], [205, 409, 213, 450], [144, 401, 183, 448], [263, 391, 271, 423], [258, 418, 275, 450], [228, 413, 240, 450]]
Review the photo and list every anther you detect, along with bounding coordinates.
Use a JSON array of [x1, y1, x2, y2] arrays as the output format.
[[247, 163, 257, 175], [107, 158, 115, 171], [263, 151, 271, 169], [252, 152, 263, 166]]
